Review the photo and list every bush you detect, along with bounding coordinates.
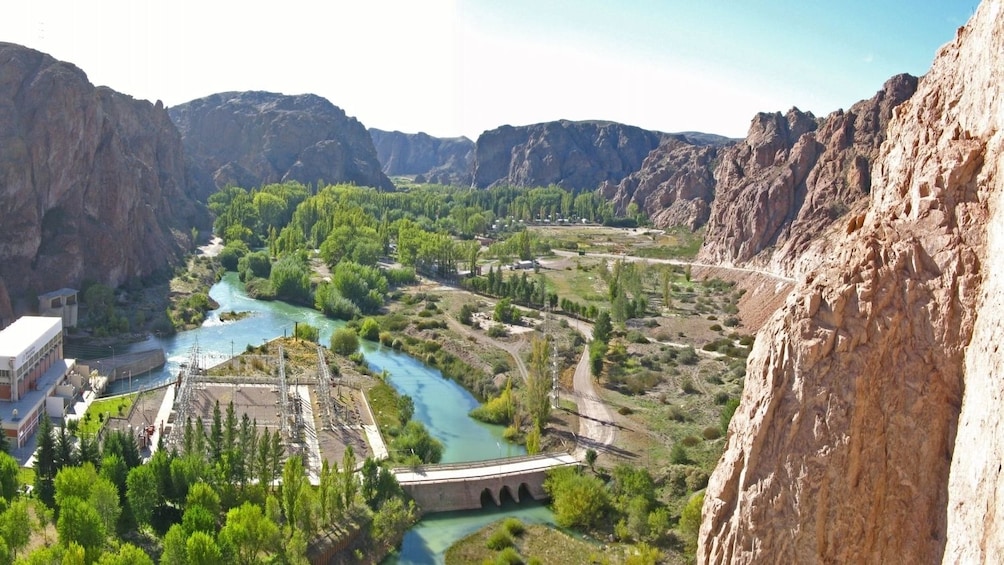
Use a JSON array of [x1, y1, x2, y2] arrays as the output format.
[[681, 435, 700, 447], [502, 518, 525, 537], [486, 529, 514, 551], [709, 323, 722, 332], [618, 405, 634, 415], [721, 397, 741, 433], [680, 378, 698, 394], [330, 328, 360, 356], [702, 426, 722, 440], [494, 547, 523, 565], [669, 443, 690, 464], [487, 324, 508, 338], [723, 316, 741, 327], [678, 346, 698, 365], [359, 318, 381, 341]]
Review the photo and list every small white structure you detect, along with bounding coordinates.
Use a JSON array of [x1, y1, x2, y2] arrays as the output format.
[[37, 288, 78, 328]]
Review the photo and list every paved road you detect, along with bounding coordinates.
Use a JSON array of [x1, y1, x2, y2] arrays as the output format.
[[393, 453, 578, 484]]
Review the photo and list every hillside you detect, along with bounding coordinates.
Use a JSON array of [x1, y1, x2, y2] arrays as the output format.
[[369, 128, 474, 185], [699, 1, 1004, 562], [0, 42, 207, 322]]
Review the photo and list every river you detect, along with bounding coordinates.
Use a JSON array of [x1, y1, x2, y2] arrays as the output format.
[[102, 273, 555, 563]]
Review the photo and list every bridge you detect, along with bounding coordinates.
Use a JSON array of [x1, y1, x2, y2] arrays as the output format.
[[392, 452, 579, 513]]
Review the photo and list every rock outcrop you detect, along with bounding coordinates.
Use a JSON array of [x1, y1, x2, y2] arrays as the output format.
[[472, 120, 664, 190], [698, 74, 917, 277], [169, 92, 393, 199], [699, 2, 1004, 563], [369, 128, 474, 185], [0, 43, 207, 323], [601, 136, 723, 229]]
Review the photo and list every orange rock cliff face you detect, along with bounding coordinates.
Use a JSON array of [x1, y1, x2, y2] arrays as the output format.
[[698, 1, 1004, 563]]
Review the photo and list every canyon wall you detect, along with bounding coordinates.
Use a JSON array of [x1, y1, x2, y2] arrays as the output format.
[[169, 91, 393, 199], [0, 43, 207, 323], [699, 2, 1004, 563], [369, 128, 474, 185], [698, 74, 917, 278], [472, 120, 664, 190]]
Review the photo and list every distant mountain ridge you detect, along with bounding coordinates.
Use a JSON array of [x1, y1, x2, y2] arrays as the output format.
[[368, 128, 474, 185], [169, 91, 393, 199]]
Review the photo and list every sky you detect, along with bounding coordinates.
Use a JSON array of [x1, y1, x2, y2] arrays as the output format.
[[0, 1, 976, 140]]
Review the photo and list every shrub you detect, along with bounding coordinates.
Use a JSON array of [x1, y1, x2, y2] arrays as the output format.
[[702, 426, 722, 440], [502, 518, 525, 537], [723, 316, 741, 327], [494, 547, 523, 565], [713, 391, 731, 405], [709, 323, 722, 332], [330, 328, 359, 356], [681, 435, 700, 447], [678, 346, 698, 365], [680, 378, 699, 394], [669, 443, 690, 465], [487, 324, 508, 338], [359, 318, 380, 341], [486, 529, 514, 550], [666, 405, 687, 422], [618, 405, 634, 415], [721, 397, 741, 433]]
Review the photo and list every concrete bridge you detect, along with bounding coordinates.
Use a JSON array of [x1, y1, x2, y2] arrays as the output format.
[[393, 452, 579, 513]]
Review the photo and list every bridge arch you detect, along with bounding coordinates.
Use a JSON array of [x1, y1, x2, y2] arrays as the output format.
[[518, 482, 534, 503], [480, 487, 500, 507], [500, 484, 518, 504]]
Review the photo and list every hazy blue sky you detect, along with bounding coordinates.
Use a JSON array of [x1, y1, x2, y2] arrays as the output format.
[[1, 1, 976, 139]]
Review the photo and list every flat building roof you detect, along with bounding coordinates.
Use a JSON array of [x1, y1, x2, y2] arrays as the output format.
[[0, 316, 62, 359]]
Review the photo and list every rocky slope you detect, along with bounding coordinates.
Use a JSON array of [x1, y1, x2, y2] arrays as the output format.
[[369, 128, 474, 185], [600, 136, 723, 229], [0, 43, 207, 323], [471, 120, 664, 190], [699, 1, 1004, 562], [697, 74, 918, 277], [169, 92, 393, 199]]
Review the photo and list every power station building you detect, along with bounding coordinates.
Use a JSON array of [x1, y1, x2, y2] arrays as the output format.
[[0, 316, 82, 448]]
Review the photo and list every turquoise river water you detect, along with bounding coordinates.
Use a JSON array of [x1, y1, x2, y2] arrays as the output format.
[[101, 273, 555, 563]]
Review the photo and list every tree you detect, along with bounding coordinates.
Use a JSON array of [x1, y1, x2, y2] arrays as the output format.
[[359, 318, 380, 341], [524, 336, 553, 429], [678, 491, 704, 556], [54, 463, 98, 509], [330, 328, 359, 356], [56, 497, 106, 563], [186, 531, 223, 565], [218, 502, 280, 565], [126, 464, 158, 527], [390, 422, 443, 464], [34, 413, 57, 506], [281, 456, 306, 532], [493, 298, 517, 325], [87, 477, 120, 537], [0, 499, 32, 559], [0, 452, 19, 503], [160, 524, 188, 565], [270, 254, 312, 304], [585, 448, 598, 472], [593, 311, 612, 343], [97, 543, 154, 565], [341, 446, 357, 509], [544, 467, 609, 529]]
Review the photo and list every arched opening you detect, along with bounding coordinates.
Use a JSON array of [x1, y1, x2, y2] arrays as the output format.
[[480, 487, 500, 507], [518, 482, 535, 503], [499, 484, 518, 504]]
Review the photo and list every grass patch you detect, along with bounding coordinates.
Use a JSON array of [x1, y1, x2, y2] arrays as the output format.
[[447, 522, 625, 565], [79, 394, 138, 437]]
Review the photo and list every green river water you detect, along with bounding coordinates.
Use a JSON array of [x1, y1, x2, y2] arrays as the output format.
[[103, 273, 555, 563]]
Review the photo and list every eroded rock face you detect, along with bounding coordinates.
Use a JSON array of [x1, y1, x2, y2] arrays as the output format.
[[369, 128, 474, 185], [472, 120, 664, 190], [699, 75, 917, 277], [169, 92, 393, 198], [0, 43, 207, 322], [601, 137, 722, 229], [699, 2, 1004, 562]]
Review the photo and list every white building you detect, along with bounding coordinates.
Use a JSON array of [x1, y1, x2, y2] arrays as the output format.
[[0, 316, 79, 447]]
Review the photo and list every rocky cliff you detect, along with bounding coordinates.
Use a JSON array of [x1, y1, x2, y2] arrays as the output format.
[[369, 128, 474, 185], [697, 74, 917, 277], [0, 43, 207, 323], [600, 136, 722, 229], [169, 92, 393, 199], [472, 120, 664, 190], [699, 2, 1004, 563]]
